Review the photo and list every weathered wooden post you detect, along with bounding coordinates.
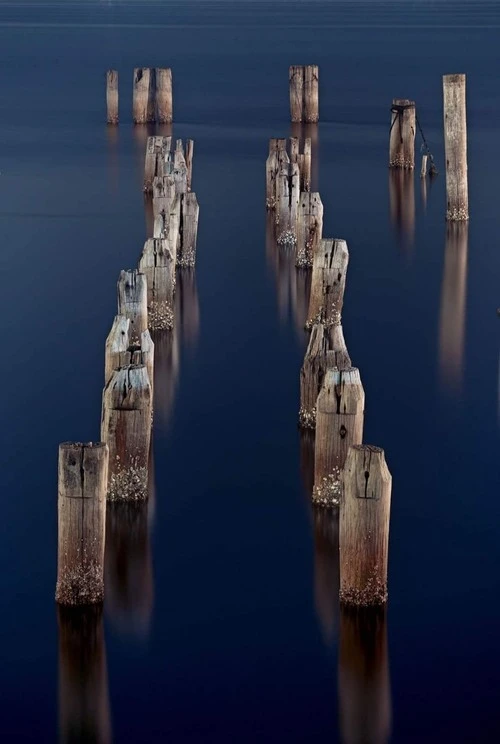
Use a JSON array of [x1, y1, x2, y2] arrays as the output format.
[[178, 193, 200, 267], [420, 153, 428, 178], [101, 365, 152, 502], [185, 139, 194, 191], [106, 70, 118, 125], [338, 607, 392, 744], [443, 74, 469, 221], [313, 368, 365, 507], [117, 270, 148, 343], [389, 99, 416, 169], [57, 606, 112, 744], [55, 443, 108, 606], [105, 315, 154, 396], [300, 323, 329, 429], [302, 137, 312, 191], [313, 508, 340, 645], [304, 65, 319, 123], [289, 66, 304, 123], [296, 192, 323, 268], [155, 67, 173, 123], [147, 67, 156, 123], [340, 445, 392, 607], [307, 238, 349, 328], [152, 174, 176, 218], [133, 67, 151, 124], [138, 238, 175, 330], [327, 323, 352, 371], [144, 135, 171, 192]]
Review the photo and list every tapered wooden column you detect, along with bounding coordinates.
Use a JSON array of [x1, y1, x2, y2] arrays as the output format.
[[300, 323, 328, 429], [443, 74, 469, 221], [139, 238, 175, 330], [56, 443, 108, 606], [117, 270, 148, 343], [340, 445, 392, 607], [307, 238, 349, 328], [178, 193, 199, 267], [155, 67, 172, 123], [106, 70, 118, 125], [105, 315, 154, 394], [313, 368, 365, 507], [296, 192, 323, 268], [389, 99, 416, 169], [133, 68, 150, 124], [101, 365, 152, 502]]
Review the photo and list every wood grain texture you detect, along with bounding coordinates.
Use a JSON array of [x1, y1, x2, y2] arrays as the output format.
[[101, 365, 152, 502], [178, 192, 199, 268], [296, 192, 323, 268], [304, 65, 319, 123], [308, 238, 349, 327], [340, 445, 392, 606], [302, 137, 312, 191], [289, 65, 304, 123], [56, 442, 108, 606], [144, 136, 171, 192], [146, 67, 156, 123], [155, 67, 173, 123], [300, 322, 328, 429], [152, 174, 176, 218], [117, 270, 148, 343], [443, 74, 469, 220], [133, 68, 150, 124], [174, 139, 188, 195], [185, 139, 194, 191], [389, 98, 416, 169], [420, 153, 428, 178], [327, 324, 352, 371], [106, 70, 118, 125], [138, 238, 175, 330]]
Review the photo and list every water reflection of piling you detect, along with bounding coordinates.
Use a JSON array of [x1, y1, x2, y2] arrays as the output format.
[[313, 507, 339, 646], [338, 607, 392, 744], [105, 502, 154, 638], [57, 605, 112, 744], [300, 429, 316, 497], [152, 329, 180, 430], [389, 169, 415, 249], [438, 222, 468, 394], [175, 269, 200, 348]]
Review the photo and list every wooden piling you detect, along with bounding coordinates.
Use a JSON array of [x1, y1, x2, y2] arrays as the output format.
[[155, 67, 173, 123], [302, 137, 312, 191], [327, 323, 352, 371], [105, 315, 154, 393], [174, 139, 188, 195], [340, 445, 392, 607], [296, 192, 323, 268], [117, 270, 148, 343], [55, 442, 108, 606], [420, 153, 428, 178], [138, 238, 175, 330], [389, 99, 416, 169], [304, 65, 319, 123], [144, 135, 171, 192], [289, 66, 304, 123], [307, 238, 349, 328], [101, 365, 152, 502], [178, 192, 199, 267], [313, 368, 365, 507], [185, 139, 194, 191], [152, 174, 176, 218], [106, 70, 118, 125], [147, 67, 156, 123], [443, 74, 469, 221], [133, 68, 151, 124], [300, 323, 329, 429]]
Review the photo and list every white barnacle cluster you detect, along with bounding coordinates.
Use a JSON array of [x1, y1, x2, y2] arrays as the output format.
[[177, 249, 196, 268], [295, 247, 312, 269], [340, 571, 388, 607], [107, 461, 148, 502], [325, 310, 341, 328], [55, 560, 104, 606], [266, 196, 277, 210], [277, 230, 297, 249], [299, 406, 316, 430], [149, 300, 174, 331], [312, 471, 341, 508]]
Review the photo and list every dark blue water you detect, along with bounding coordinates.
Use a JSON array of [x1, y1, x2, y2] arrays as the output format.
[[1, 1, 500, 741]]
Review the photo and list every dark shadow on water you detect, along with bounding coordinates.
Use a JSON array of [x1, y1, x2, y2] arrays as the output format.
[[438, 222, 468, 397], [175, 269, 200, 350], [389, 169, 415, 252], [313, 506, 340, 647], [338, 606, 392, 744], [57, 605, 112, 744]]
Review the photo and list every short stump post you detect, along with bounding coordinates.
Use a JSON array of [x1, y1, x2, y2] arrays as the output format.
[[139, 239, 175, 330], [389, 99, 416, 169], [304, 65, 319, 123], [106, 70, 118, 125], [55, 442, 108, 606], [340, 445, 392, 607], [296, 192, 323, 268], [155, 67, 172, 123], [443, 74, 469, 221], [133, 67, 151, 124], [307, 238, 349, 328]]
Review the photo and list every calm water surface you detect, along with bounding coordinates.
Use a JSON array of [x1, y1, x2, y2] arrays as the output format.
[[1, 1, 500, 741]]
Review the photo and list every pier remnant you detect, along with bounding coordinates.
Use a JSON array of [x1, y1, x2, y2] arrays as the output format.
[[106, 70, 119, 125], [289, 65, 319, 123], [389, 99, 416, 169], [117, 270, 148, 343], [443, 74, 469, 221], [139, 239, 175, 330], [155, 67, 173, 123], [133, 68, 151, 124], [307, 238, 349, 328]]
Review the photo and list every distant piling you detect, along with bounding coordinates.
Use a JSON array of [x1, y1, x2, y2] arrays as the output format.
[[389, 99, 415, 169], [106, 70, 119, 125], [289, 65, 319, 123], [340, 445, 392, 607], [443, 74, 469, 221], [55, 442, 108, 606], [156, 67, 173, 123], [133, 67, 151, 124]]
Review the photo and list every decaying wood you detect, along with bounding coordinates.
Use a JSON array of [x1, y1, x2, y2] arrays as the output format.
[[327, 324, 352, 371], [153, 193, 181, 263], [147, 67, 156, 123], [133, 68, 150, 124], [105, 315, 154, 392], [101, 365, 152, 502], [299, 323, 328, 429], [155, 67, 173, 123], [56, 442, 108, 606], [138, 238, 175, 330], [302, 137, 312, 191], [389, 98, 416, 169], [420, 153, 428, 178], [185, 139, 194, 191], [289, 65, 304, 123], [313, 368, 364, 507], [443, 74, 469, 221], [296, 192, 323, 268], [304, 65, 319, 123], [308, 239, 349, 327], [144, 136, 171, 192], [106, 70, 118, 125], [340, 445, 392, 607], [57, 606, 112, 744], [152, 174, 176, 217], [178, 192, 199, 267], [174, 139, 188, 195], [117, 270, 148, 343]]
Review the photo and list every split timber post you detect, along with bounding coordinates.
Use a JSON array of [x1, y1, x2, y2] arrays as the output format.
[[313, 368, 364, 507], [307, 238, 349, 328], [101, 365, 152, 502], [105, 315, 154, 395], [178, 193, 200, 268], [147, 68, 156, 123], [153, 175, 176, 218], [174, 140, 189, 195], [138, 238, 175, 330], [144, 135, 172, 192], [133, 68, 151, 124], [389, 99, 416, 169], [117, 270, 148, 343], [55, 442, 108, 606], [340, 445, 392, 607], [300, 323, 329, 429], [155, 68, 173, 123], [289, 65, 319, 123], [443, 74, 469, 221], [106, 70, 118, 125], [185, 139, 194, 191], [296, 192, 323, 268]]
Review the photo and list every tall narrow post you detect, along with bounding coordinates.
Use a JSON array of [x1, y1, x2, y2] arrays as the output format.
[[313, 368, 365, 507], [296, 192, 323, 268], [300, 323, 328, 429], [138, 238, 175, 330], [133, 68, 151, 124], [304, 65, 319, 123], [178, 193, 199, 267], [147, 67, 156, 123], [156, 67, 173, 123], [117, 270, 148, 343], [106, 70, 118, 125], [307, 238, 349, 328], [185, 139, 194, 191], [340, 445, 392, 607], [289, 65, 304, 123], [389, 99, 416, 169], [56, 443, 108, 606], [443, 74, 469, 221]]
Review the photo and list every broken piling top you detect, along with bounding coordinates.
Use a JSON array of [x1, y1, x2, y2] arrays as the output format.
[[443, 74, 469, 221], [340, 445, 392, 607], [389, 98, 416, 169], [55, 442, 108, 606], [296, 192, 324, 268], [289, 65, 319, 123], [300, 322, 330, 430], [308, 238, 349, 328], [117, 270, 148, 343], [144, 135, 172, 191], [105, 314, 154, 394]]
